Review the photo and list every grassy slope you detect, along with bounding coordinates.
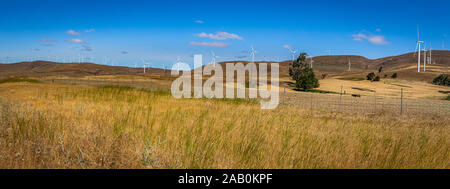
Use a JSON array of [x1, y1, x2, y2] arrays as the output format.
[[0, 82, 448, 168]]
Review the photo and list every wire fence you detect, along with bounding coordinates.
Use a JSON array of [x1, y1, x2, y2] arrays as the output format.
[[282, 87, 450, 116], [39, 77, 450, 116]]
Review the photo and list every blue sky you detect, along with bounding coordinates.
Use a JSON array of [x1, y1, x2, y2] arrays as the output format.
[[0, 0, 449, 68]]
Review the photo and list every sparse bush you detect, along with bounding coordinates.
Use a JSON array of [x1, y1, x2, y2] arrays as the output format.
[[384, 74, 387, 78], [378, 66, 383, 73], [445, 95, 450, 101], [373, 76, 380, 82], [432, 74, 449, 86], [321, 73, 327, 79], [366, 72, 376, 81], [391, 73, 397, 78]]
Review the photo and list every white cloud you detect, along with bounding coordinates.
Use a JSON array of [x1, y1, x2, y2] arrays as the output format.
[[81, 45, 92, 51], [352, 33, 367, 41], [194, 20, 204, 24], [352, 31, 389, 45], [197, 31, 243, 40], [368, 35, 389, 45], [189, 41, 229, 48], [283, 45, 293, 49], [85, 29, 95, 33], [68, 39, 87, 44], [66, 29, 80, 36], [40, 39, 56, 43]]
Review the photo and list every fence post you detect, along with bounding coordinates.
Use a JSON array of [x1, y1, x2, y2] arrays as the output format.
[[283, 85, 286, 104], [339, 85, 342, 112], [374, 90, 376, 113], [400, 88, 403, 115], [310, 93, 313, 111]]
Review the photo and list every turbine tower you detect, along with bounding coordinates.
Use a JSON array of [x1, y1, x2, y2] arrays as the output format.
[[288, 48, 297, 61], [175, 57, 182, 71], [415, 25, 423, 72], [250, 46, 257, 63], [141, 58, 150, 74], [211, 51, 219, 68], [348, 58, 351, 71], [429, 42, 432, 64], [307, 56, 314, 68], [423, 43, 427, 72]]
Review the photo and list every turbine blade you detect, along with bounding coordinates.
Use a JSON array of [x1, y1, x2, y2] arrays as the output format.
[[417, 25, 420, 41]]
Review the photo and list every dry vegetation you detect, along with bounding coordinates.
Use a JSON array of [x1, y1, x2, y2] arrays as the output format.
[[0, 80, 449, 169]]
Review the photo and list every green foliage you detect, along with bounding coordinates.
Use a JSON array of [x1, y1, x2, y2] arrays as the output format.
[[378, 66, 383, 73], [366, 72, 376, 81], [391, 73, 397, 78], [373, 76, 380, 82], [444, 95, 450, 101], [432, 74, 449, 86], [289, 53, 319, 91]]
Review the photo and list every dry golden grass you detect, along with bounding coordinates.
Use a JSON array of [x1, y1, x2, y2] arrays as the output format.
[[316, 77, 449, 99], [0, 81, 449, 168]]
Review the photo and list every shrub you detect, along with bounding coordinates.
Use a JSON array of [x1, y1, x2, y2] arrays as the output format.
[[432, 74, 449, 86], [445, 95, 450, 101], [373, 76, 380, 82], [366, 72, 376, 81], [391, 73, 397, 78]]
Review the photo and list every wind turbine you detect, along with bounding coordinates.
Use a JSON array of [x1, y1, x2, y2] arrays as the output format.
[[175, 57, 182, 71], [211, 51, 219, 68], [423, 43, 427, 71], [288, 48, 297, 61], [429, 42, 432, 64], [348, 58, 351, 71], [250, 46, 257, 63], [414, 25, 423, 72], [307, 56, 314, 68], [141, 58, 151, 74]]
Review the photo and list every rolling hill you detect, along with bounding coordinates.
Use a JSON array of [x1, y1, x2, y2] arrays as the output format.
[[0, 51, 449, 82]]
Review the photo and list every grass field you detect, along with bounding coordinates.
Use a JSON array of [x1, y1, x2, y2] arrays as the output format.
[[0, 80, 449, 168]]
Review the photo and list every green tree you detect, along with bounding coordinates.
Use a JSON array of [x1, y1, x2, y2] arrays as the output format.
[[289, 53, 319, 91], [391, 73, 397, 78], [366, 72, 376, 81]]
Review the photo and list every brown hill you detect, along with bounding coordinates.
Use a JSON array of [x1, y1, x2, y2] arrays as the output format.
[[0, 61, 167, 79], [1, 51, 449, 82]]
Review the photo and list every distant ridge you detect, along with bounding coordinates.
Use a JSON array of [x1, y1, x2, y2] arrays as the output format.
[[1, 51, 449, 80]]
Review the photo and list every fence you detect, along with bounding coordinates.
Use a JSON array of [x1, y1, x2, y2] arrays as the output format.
[[39, 77, 450, 116], [282, 86, 450, 116]]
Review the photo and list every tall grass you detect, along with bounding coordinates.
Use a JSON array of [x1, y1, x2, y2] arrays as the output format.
[[0, 82, 448, 168]]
